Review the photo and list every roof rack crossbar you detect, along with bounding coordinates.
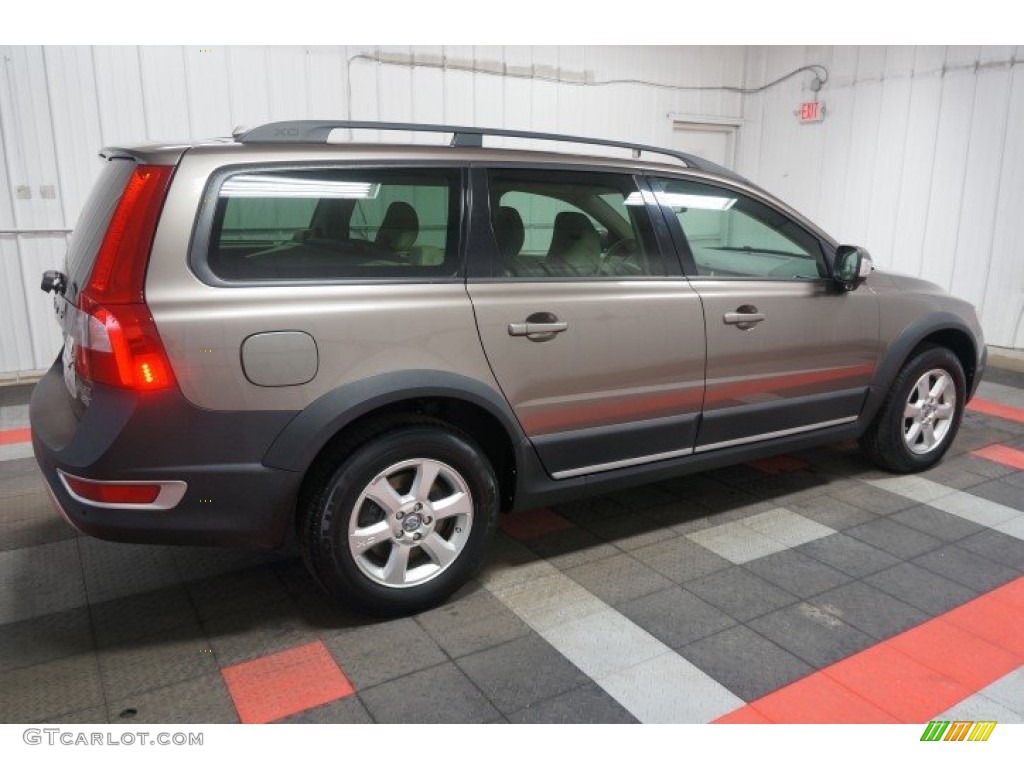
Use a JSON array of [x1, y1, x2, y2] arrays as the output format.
[[235, 119, 729, 175]]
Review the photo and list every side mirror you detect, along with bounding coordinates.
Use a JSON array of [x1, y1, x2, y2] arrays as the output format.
[[834, 245, 873, 292]]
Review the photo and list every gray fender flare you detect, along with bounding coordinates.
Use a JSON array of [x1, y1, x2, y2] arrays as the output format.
[[262, 369, 528, 473]]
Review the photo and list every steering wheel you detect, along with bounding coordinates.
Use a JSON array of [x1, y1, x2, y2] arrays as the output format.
[[598, 238, 643, 276]]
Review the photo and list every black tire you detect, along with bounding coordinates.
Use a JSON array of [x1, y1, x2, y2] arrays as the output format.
[[299, 421, 499, 616], [859, 344, 966, 473]]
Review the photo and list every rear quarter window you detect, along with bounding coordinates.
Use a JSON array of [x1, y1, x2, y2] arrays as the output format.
[[203, 168, 461, 282]]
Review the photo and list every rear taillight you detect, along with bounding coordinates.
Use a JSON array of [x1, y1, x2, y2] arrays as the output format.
[[73, 164, 176, 391]]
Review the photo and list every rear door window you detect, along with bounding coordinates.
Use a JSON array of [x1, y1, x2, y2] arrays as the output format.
[[206, 168, 461, 281]]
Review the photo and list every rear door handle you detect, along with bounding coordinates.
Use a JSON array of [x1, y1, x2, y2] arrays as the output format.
[[508, 312, 568, 342], [723, 305, 765, 328]]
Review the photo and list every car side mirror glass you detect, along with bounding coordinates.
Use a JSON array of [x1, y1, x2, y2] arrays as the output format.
[[835, 245, 873, 291]]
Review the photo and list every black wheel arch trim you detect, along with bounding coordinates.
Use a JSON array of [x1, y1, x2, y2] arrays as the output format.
[[261, 369, 531, 475], [860, 312, 982, 428]]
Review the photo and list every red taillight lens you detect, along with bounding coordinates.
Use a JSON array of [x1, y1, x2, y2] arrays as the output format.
[[63, 476, 161, 505], [74, 164, 176, 391]]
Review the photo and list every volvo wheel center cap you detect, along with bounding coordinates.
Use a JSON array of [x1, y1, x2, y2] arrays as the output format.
[[402, 513, 423, 532]]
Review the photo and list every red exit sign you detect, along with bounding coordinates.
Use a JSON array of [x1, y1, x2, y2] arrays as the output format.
[[799, 101, 825, 123]]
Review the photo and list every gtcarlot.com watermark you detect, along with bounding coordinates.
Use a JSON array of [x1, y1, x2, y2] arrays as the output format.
[[23, 728, 203, 747]]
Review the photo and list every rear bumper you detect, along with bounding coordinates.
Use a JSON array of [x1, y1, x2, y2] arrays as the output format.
[[30, 357, 301, 548]]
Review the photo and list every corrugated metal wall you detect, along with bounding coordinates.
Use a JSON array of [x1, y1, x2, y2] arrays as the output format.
[[738, 45, 1024, 350], [0, 45, 744, 378], [2, 45, 1022, 378]]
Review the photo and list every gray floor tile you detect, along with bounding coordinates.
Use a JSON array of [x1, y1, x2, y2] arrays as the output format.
[[90, 585, 198, 648], [0, 491, 75, 552], [105, 673, 239, 724], [832, 483, 917, 514], [786, 496, 879, 531], [914, 545, 1020, 592], [0, 457, 38, 480], [749, 602, 874, 668], [0, 606, 93, 673], [415, 586, 531, 658], [742, 548, 852, 599], [863, 561, 978, 615], [0, 539, 86, 626], [844, 517, 945, 560], [966, 478, 1024, 512], [617, 587, 735, 649], [324, 616, 447, 690], [523, 526, 620, 570], [171, 546, 281, 582], [583, 512, 680, 552], [45, 706, 109, 724], [457, 634, 589, 714], [938, 692, 1024, 724], [360, 661, 499, 723], [98, 625, 219, 701], [978, 668, 1024, 715], [506, 682, 638, 723], [681, 624, 813, 701], [204, 596, 316, 667], [186, 565, 291, 622], [809, 581, 928, 640], [607, 483, 679, 511], [553, 496, 632, 525], [687, 521, 789, 564], [797, 533, 901, 578], [275, 695, 373, 723], [79, 538, 181, 604], [0, 653, 104, 721], [956, 529, 1024, 571], [563, 552, 673, 606], [629, 536, 732, 584], [684, 566, 799, 622], [889, 504, 987, 543]]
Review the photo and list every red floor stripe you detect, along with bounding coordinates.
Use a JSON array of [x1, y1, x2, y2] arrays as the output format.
[[972, 444, 1024, 471], [968, 398, 1024, 424], [221, 640, 354, 724], [715, 576, 1024, 724], [499, 508, 574, 541], [0, 428, 31, 446]]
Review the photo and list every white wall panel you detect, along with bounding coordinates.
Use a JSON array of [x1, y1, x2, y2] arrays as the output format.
[[741, 45, 1024, 348], [2, 44, 1020, 376]]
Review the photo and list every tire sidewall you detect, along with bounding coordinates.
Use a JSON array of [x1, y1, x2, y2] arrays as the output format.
[[310, 427, 498, 614]]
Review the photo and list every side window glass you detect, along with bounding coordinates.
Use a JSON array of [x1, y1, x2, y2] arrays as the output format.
[[207, 169, 460, 281], [487, 169, 662, 279], [651, 177, 826, 279]]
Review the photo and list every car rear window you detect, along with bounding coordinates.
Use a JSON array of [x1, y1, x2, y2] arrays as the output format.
[[64, 158, 135, 300], [205, 168, 461, 282]]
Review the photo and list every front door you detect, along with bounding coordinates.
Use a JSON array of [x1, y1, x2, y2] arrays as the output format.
[[650, 175, 879, 452], [466, 168, 706, 479]]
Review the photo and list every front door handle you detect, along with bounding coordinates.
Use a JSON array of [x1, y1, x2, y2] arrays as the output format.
[[723, 305, 765, 329], [508, 312, 568, 342]]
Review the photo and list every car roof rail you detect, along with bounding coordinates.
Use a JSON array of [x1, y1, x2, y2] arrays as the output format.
[[234, 119, 740, 179]]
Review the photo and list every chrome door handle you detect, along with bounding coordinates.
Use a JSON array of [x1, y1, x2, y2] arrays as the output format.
[[723, 305, 765, 328], [508, 313, 568, 341]]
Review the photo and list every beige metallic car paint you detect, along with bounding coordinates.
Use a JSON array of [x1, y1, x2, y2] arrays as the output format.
[[694, 278, 880, 411], [467, 280, 706, 437]]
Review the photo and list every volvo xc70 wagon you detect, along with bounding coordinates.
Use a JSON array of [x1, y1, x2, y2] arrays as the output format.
[[31, 120, 986, 614]]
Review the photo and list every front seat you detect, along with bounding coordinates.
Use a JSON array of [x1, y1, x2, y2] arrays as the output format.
[[375, 202, 419, 253], [546, 211, 602, 276]]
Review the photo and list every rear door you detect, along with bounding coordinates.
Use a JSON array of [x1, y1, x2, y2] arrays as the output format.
[[466, 167, 706, 479], [650, 175, 879, 452]]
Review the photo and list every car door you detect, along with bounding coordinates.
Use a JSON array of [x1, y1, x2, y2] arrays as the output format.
[[465, 167, 706, 479], [649, 175, 879, 452]]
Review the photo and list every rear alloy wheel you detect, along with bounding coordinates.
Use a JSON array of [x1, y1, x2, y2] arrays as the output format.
[[300, 424, 499, 616], [860, 345, 966, 473]]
